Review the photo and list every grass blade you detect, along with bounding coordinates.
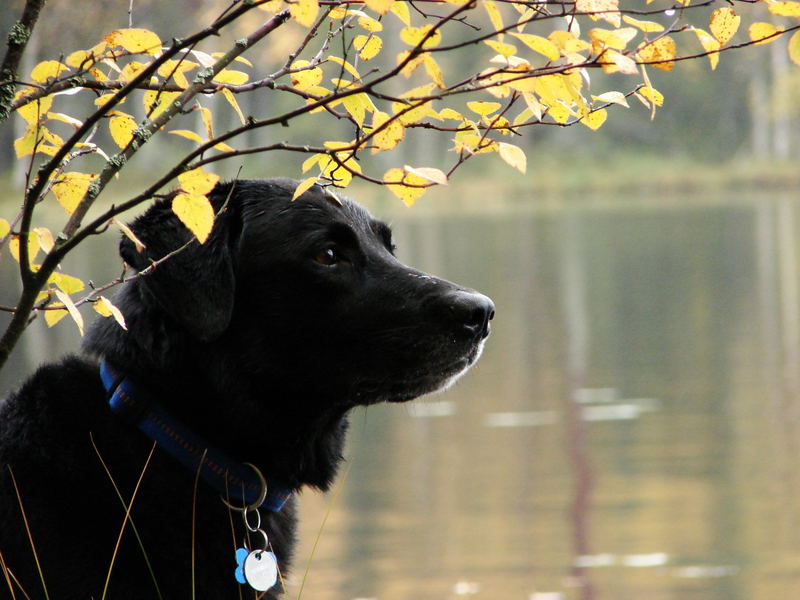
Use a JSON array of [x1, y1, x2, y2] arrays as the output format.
[[6, 466, 49, 600], [91, 435, 158, 600], [296, 462, 351, 600]]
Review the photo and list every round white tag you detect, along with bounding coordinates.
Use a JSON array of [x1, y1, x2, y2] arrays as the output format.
[[244, 550, 278, 591]]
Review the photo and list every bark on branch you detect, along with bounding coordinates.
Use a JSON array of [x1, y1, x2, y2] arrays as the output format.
[[0, 0, 46, 122]]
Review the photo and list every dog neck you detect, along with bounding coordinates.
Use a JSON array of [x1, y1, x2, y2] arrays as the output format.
[[99, 360, 293, 511]]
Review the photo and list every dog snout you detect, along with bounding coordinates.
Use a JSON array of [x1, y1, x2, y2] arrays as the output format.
[[440, 290, 495, 340]]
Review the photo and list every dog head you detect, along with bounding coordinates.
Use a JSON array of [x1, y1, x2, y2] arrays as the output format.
[[91, 178, 494, 408]]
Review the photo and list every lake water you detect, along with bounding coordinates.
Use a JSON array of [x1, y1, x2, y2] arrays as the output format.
[[2, 191, 800, 600]]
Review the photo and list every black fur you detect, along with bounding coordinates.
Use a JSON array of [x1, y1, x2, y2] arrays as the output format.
[[0, 179, 494, 599]]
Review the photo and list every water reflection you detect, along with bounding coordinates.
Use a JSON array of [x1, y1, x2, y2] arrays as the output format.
[[3, 194, 800, 599]]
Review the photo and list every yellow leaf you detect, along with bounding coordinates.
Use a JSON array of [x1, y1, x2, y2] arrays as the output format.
[[404, 165, 448, 185], [484, 39, 518, 58], [118, 60, 147, 83], [66, 50, 92, 69], [510, 33, 561, 61], [390, 1, 411, 25], [109, 112, 138, 148], [546, 104, 571, 124], [608, 51, 639, 74], [768, 1, 800, 17], [522, 92, 543, 121], [94, 296, 127, 330], [49, 272, 85, 294], [53, 289, 84, 336], [33, 227, 54, 254], [439, 108, 465, 121], [328, 56, 361, 79], [157, 59, 199, 79], [484, 1, 505, 35], [489, 55, 531, 69], [302, 153, 325, 172], [497, 142, 527, 173], [14, 126, 41, 158], [534, 73, 583, 107], [178, 167, 220, 195], [355, 35, 383, 61], [113, 218, 146, 252], [291, 61, 324, 89], [512, 107, 532, 126], [639, 86, 664, 107], [292, 177, 318, 201], [370, 110, 405, 153], [383, 167, 428, 206], [143, 90, 181, 120], [30, 60, 69, 83], [0, 218, 9, 240], [591, 91, 629, 107], [172, 193, 214, 243], [790, 30, 800, 65], [637, 36, 676, 71], [170, 129, 205, 144], [9, 234, 39, 264], [17, 125, 64, 157], [589, 28, 635, 50], [319, 155, 359, 187], [17, 94, 53, 125], [94, 93, 117, 107], [196, 105, 214, 139], [342, 94, 370, 127], [453, 131, 498, 154], [364, 0, 394, 14], [581, 108, 607, 130], [396, 50, 425, 78], [289, 0, 319, 27], [400, 25, 442, 48], [693, 28, 720, 70], [576, 0, 621, 27], [212, 89, 242, 126], [45, 307, 69, 328], [749, 22, 782, 45], [549, 30, 575, 50], [391, 84, 437, 124], [709, 8, 740, 45], [467, 101, 502, 117], [424, 55, 445, 88], [158, 59, 198, 88], [358, 15, 383, 32], [104, 28, 162, 55], [52, 172, 98, 215], [213, 69, 249, 85], [622, 15, 664, 33]]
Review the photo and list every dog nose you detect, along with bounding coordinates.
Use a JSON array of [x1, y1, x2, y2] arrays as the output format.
[[446, 290, 495, 340]]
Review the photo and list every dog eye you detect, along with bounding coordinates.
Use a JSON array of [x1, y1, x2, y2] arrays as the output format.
[[314, 247, 339, 266]]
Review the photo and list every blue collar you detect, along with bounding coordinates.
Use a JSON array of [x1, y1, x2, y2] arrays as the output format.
[[100, 360, 292, 512]]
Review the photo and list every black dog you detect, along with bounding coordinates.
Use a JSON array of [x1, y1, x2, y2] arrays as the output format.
[[0, 179, 493, 599]]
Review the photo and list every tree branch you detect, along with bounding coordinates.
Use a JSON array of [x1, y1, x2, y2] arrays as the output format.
[[0, 0, 46, 122]]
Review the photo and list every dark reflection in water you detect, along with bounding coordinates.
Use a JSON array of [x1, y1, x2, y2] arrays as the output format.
[[3, 195, 800, 600]]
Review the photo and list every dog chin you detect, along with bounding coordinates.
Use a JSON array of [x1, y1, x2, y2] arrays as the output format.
[[383, 338, 486, 403]]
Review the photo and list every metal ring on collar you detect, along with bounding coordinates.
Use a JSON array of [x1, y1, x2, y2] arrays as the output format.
[[221, 462, 268, 512]]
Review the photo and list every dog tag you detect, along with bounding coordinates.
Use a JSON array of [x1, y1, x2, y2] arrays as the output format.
[[242, 549, 278, 591]]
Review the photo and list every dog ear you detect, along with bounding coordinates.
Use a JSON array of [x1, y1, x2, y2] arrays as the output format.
[[120, 184, 238, 342]]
